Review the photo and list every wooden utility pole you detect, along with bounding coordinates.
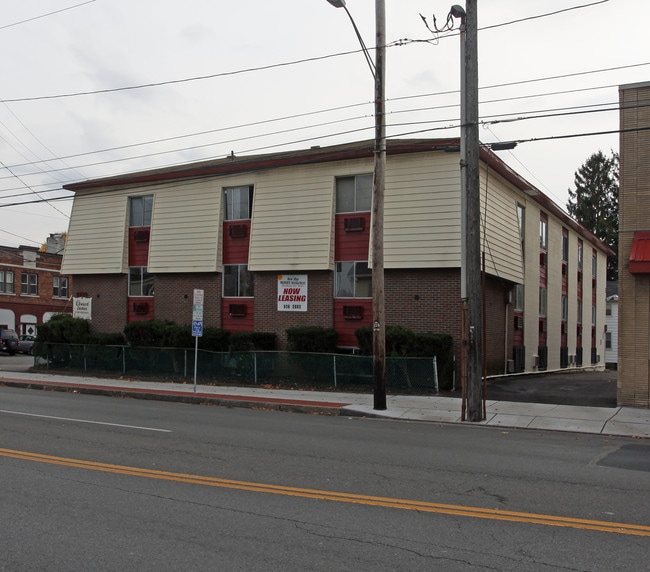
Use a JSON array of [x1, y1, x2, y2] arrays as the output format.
[[458, 0, 483, 421], [372, 0, 387, 410]]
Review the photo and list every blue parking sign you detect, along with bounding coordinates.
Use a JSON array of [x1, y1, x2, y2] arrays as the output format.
[[192, 320, 203, 337]]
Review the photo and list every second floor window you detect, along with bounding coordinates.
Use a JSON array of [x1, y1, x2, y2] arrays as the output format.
[[561, 295, 568, 321], [335, 261, 372, 298], [21, 273, 38, 296], [130, 195, 153, 227], [223, 264, 254, 297], [224, 185, 253, 220], [0, 270, 14, 294], [513, 284, 524, 311], [336, 174, 372, 213], [53, 276, 69, 298], [539, 215, 548, 250], [129, 267, 154, 297]]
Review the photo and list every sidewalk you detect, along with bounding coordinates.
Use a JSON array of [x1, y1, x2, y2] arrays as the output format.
[[1, 370, 649, 439]]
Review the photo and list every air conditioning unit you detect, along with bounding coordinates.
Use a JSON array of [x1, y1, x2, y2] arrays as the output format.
[[229, 303, 247, 317], [562, 263, 567, 275], [577, 324, 583, 336], [133, 302, 149, 315], [539, 252, 547, 266], [133, 229, 150, 243], [539, 319, 547, 332], [343, 305, 364, 320], [344, 217, 365, 232], [514, 315, 524, 330], [229, 224, 248, 239], [561, 322, 567, 335]]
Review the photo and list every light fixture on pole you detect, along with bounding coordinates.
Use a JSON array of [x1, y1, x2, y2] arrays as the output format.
[[327, 0, 387, 410]]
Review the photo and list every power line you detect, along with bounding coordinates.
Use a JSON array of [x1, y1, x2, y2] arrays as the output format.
[[0, 1, 96, 31]]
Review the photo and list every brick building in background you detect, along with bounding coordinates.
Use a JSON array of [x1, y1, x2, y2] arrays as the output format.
[[61, 139, 611, 376], [619, 81, 650, 408], [0, 234, 72, 335]]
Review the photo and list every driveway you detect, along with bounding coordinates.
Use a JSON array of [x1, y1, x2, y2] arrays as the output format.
[[487, 369, 618, 408]]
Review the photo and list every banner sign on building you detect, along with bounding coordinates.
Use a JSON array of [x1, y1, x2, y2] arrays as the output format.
[[73, 297, 92, 320], [277, 274, 307, 312]]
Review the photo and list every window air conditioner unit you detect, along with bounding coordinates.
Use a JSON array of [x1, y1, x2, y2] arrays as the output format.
[[539, 319, 547, 333], [514, 315, 523, 330], [539, 252, 547, 266], [562, 263, 567, 275], [229, 224, 248, 239], [561, 322, 567, 335], [133, 302, 149, 315], [229, 303, 247, 317], [577, 270, 583, 282], [133, 229, 150, 243], [577, 324, 582, 336], [344, 217, 365, 232], [343, 305, 364, 320]]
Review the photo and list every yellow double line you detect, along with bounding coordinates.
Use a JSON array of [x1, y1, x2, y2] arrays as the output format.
[[2, 447, 649, 537]]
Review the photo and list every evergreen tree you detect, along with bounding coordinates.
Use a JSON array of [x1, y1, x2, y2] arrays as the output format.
[[566, 150, 619, 280]]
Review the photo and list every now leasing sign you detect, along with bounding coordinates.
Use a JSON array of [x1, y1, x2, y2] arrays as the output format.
[[277, 275, 307, 312]]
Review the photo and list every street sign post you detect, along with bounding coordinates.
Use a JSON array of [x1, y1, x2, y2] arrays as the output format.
[[192, 289, 204, 392]]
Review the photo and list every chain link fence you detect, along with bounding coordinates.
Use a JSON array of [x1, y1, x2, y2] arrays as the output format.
[[34, 343, 447, 393]]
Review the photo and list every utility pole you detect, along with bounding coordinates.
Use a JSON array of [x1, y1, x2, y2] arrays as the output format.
[[455, 1, 483, 421], [372, 0, 387, 410]]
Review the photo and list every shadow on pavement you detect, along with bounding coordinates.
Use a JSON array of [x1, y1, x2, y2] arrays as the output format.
[[487, 370, 618, 408]]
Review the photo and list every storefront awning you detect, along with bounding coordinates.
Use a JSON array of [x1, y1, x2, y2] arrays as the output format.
[[629, 231, 650, 274]]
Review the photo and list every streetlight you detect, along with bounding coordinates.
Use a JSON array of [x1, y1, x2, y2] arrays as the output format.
[[327, 0, 387, 410]]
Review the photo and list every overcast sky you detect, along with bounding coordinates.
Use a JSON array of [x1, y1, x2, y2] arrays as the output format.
[[1, 0, 646, 248]]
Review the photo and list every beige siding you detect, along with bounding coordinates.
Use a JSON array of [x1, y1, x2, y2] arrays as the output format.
[[61, 192, 128, 274], [248, 165, 335, 271], [148, 179, 222, 273], [479, 166, 524, 284], [384, 153, 461, 268]]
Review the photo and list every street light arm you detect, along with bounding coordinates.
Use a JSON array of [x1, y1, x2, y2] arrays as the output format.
[[326, 1, 376, 79]]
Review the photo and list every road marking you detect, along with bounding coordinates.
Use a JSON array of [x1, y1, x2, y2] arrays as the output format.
[[0, 410, 171, 433], [1, 447, 648, 537]]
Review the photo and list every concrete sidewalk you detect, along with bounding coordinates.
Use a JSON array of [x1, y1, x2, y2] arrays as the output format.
[[1, 371, 649, 439]]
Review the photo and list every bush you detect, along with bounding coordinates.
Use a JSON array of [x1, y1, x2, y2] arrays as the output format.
[[89, 332, 126, 345], [36, 314, 90, 344], [229, 332, 277, 352], [123, 320, 174, 347], [199, 327, 230, 352], [286, 326, 338, 353]]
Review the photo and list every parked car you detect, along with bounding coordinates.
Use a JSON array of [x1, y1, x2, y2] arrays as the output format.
[[1, 329, 19, 355], [18, 334, 35, 355]]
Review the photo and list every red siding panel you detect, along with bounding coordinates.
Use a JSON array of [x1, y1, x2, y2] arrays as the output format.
[[127, 297, 154, 323], [128, 227, 150, 267], [223, 221, 251, 264], [335, 213, 370, 261], [333, 298, 372, 347], [221, 298, 254, 333]]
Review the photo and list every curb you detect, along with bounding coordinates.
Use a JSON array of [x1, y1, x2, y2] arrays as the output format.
[[0, 380, 347, 417]]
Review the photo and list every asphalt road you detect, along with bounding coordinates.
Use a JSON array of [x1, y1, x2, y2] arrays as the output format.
[[1, 386, 648, 571]]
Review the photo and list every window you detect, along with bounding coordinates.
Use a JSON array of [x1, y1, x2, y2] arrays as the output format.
[[561, 295, 568, 321], [592, 250, 597, 278], [539, 215, 548, 249], [606, 303, 612, 316], [336, 174, 372, 213], [129, 195, 153, 227], [129, 267, 154, 297], [577, 240, 583, 270], [335, 261, 372, 298], [562, 230, 569, 263], [21, 273, 38, 296], [539, 287, 547, 317], [53, 276, 69, 298], [513, 284, 524, 311], [516, 204, 525, 241], [224, 185, 254, 220], [606, 332, 612, 349], [0, 270, 14, 294], [223, 264, 254, 297]]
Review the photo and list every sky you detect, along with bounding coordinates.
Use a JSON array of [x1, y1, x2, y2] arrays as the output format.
[[0, 0, 647, 248]]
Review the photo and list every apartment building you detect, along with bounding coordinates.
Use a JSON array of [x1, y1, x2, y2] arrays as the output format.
[[61, 139, 611, 375]]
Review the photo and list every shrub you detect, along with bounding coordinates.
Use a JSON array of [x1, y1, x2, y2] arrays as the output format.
[[123, 320, 174, 347], [229, 332, 277, 352], [286, 326, 338, 353], [199, 327, 230, 352], [36, 313, 90, 344]]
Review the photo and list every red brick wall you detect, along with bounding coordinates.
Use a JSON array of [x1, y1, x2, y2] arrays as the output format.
[[254, 271, 334, 349], [154, 274, 221, 326], [72, 275, 127, 333]]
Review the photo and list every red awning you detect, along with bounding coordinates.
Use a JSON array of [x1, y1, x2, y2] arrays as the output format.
[[629, 231, 650, 274]]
